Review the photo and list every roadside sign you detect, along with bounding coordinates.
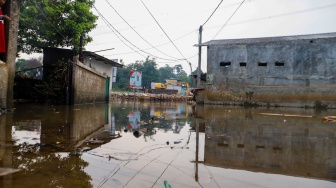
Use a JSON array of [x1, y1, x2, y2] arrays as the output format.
[[129, 71, 142, 89]]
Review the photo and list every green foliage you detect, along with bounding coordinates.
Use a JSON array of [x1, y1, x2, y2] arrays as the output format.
[[18, 0, 97, 54], [34, 60, 68, 103], [113, 57, 195, 90], [158, 65, 176, 83]]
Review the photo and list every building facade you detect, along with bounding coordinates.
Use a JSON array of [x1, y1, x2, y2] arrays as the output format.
[[43, 47, 122, 104], [82, 51, 121, 93], [203, 32, 336, 108]]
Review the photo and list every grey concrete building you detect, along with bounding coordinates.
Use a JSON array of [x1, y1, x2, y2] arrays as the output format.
[[202, 32, 336, 108]]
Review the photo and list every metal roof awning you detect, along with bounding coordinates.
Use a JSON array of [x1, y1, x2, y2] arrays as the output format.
[[83, 51, 123, 67]]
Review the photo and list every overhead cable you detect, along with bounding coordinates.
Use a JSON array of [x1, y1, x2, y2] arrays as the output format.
[[92, 29, 197, 57], [140, 0, 191, 65], [93, 5, 147, 59], [202, 0, 224, 26], [104, 0, 185, 61], [212, 0, 246, 39], [222, 2, 336, 28], [93, 5, 185, 62]]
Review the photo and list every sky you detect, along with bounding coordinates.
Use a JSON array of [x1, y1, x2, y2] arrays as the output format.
[[23, 0, 336, 75]]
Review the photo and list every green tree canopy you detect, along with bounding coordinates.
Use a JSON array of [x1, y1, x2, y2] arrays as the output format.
[[18, 0, 97, 54], [158, 65, 176, 83], [114, 57, 195, 91]]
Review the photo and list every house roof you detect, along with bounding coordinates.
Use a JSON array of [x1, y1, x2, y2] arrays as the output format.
[[201, 32, 336, 46], [83, 51, 123, 67]]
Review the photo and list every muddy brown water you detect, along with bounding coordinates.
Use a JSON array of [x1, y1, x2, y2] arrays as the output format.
[[0, 101, 336, 188]]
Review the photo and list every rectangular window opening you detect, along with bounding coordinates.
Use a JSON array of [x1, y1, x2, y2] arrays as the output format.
[[220, 61, 231, 67], [275, 61, 284, 67], [240, 62, 247, 67], [258, 62, 267, 67]]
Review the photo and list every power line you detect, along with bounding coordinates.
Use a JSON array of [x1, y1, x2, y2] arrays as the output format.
[[210, 2, 336, 32], [104, 0, 185, 61], [140, 0, 191, 65], [202, 0, 224, 26], [212, 0, 246, 39], [33, 1, 66, 38], [93, 5, 147, 59], [93, 5, 185, 62], [91, 29, 197, 56]]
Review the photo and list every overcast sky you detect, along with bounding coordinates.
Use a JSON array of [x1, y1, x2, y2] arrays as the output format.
[[27, 0, 336, 74], [85, 0, 336, 74]]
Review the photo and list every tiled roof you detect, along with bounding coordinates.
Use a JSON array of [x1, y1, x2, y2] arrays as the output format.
[[202, 32, 336, 46]]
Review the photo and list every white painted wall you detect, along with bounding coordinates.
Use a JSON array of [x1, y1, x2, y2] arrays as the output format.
[[83, 58, 116, 91]]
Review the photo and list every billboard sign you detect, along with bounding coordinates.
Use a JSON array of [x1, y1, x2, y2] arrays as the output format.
[[129, 71, 142, 89]]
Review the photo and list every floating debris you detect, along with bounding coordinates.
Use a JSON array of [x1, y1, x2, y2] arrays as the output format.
[[86, 138, 104, 144], [77, 147, 91, 152], [164, 180, 172, 188], [0, 168, 20, 177]]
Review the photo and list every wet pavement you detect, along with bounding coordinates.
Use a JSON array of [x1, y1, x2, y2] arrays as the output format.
[[0, 101, 336, 188]]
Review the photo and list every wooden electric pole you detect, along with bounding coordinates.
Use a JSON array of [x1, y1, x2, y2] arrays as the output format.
[[6, 0, 20, 108], [197, 25, 203, 88]]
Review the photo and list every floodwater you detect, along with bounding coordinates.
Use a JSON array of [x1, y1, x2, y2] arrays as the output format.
[[0, 101, 336, 188]]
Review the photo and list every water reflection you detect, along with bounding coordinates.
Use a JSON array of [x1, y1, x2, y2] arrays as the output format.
[[0, 101, 193, 187], [1, 103, 109, 187], [199, 106, 336, 181], [0, 101, 335, 188], [111, 101, 191, 140]]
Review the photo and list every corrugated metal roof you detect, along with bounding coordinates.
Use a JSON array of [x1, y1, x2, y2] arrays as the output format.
[[83, 51, 123, 67], [202, 32, 336, 46]]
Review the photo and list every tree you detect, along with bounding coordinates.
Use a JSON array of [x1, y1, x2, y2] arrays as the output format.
[[174, 64, 183, 76], [113, 57, 194, 91], [114, 63, 133, 90], [141, 58, 159, 88], [18, 0, 97, 54], [158, 65, 176, 83]]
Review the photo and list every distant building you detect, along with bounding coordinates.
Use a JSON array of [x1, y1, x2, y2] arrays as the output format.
[[202, 32, 336, 108]]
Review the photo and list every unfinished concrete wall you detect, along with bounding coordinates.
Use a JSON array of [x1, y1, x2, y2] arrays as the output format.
[[43, 47, 108, 104], [206, 36, 336, 108], [83, 57, 113, 93], [0, 64, 7, 108], [72, 62, 107, 104]]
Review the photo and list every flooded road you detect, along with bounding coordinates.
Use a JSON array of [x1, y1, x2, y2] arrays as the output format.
[[1, 101, 336, 188]]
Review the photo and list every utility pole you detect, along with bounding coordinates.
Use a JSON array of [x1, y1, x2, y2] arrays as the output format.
[[6, 0, 20, 109], [197, 25, 203, 88], [79, 33, 84, 62]]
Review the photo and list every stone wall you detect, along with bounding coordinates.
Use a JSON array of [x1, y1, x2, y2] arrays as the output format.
[[205, 37, 336, 108], [72, 62, 107, 104]]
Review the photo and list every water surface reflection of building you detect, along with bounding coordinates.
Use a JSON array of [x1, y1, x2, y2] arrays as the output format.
[[202, 106, 336, 181]]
